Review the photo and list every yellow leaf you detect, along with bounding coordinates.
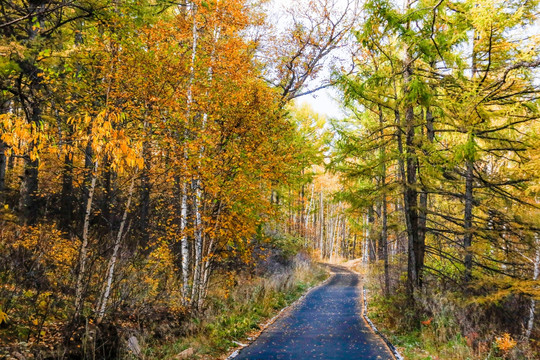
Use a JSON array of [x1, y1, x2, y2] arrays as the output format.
[[0, 309, 8, 324]]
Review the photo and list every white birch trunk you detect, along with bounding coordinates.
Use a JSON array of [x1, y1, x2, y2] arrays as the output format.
[[198, 201, 223, 308], [305, 184, 315, 246], [191, 5, 222, 310], [325, 204, 332, 259], [180, 0, 199, 305], [319, 192, 324, 257], [328, 216, 335, 260], [526, 233, 540, 339], [191, 182, 203, 307], [364, 213, 370, 264], [74, 160, 98, 318], [96, 175, 136, 322], [330, 216, 340, 261], [180, 182, 189, 303]]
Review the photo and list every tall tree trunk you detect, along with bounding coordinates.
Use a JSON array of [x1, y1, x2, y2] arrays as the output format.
[[463, 26, 480, 285], [139, 120, 152, 245], [376, 201, 383, 261], [17, 2, 44, 225], [190, 2, 221, 309], [179, 178, 190, 304], [397, 0, 420, 297], [18, 98, 41, 225], [102, 155, 116, 231], [198, 201, 222, 309], [288, 187, 292, 234], [319, 191, 324, 257], [342, 219, 348, 259], [400, 58, 420, 292], [417, 108, 434, 286], [82, 133, 94, 218], [0, 139, 6, 199], [191, 179, 203, 308], [363, 214, 368, 264], [396, 108, 417, 295], [463, 159, 474, 283], [379, 106, 390, 295], [96, 174, 136, 322], [329, 213, 340, 261], [19, 154, 39, 224], [525, 234, 540, 340], [300, 180, 305, 237], [178, 0, 199, 305], [352, 233, 357, 259], [382, 193, 389, 296], [368, 205, 375, 262], [60, 152, 74, 227], [305, 183, 315, 247], [0, 97, 7, 197], [74, 160, 98, 319]]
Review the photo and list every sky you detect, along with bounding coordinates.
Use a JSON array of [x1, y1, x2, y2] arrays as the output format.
[[268, 0, 355, 120], [298, 88, 347, 120]]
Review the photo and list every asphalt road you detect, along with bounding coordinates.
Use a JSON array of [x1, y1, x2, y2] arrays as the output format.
[[233, 266, 395, 360]]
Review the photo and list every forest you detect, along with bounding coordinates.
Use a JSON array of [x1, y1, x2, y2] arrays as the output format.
[[0, 0, 539, 359]]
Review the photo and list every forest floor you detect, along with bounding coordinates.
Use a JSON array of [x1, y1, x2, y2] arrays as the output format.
[[231, 265, 395, 360]]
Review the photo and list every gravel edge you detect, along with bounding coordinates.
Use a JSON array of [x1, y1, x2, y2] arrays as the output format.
[[362, 287, 405, 360]]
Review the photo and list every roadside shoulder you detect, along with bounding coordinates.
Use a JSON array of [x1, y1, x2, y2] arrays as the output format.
[[345, 262, 404, 360]]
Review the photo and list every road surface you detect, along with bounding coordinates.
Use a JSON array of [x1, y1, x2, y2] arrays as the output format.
[[233, 266, 395, 360]]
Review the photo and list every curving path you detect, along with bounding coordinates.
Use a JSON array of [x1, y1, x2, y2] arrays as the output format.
[[232, 266, 395, 360]]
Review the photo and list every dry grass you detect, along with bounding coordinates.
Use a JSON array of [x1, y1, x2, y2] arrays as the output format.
[[142, 254, 328, 360], [360, 260, 538, 360]]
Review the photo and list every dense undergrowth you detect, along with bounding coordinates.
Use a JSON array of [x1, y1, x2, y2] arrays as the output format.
[[144, 254, 327, 359], [357, 260, 539, 360], [0, 221, 327, 360]]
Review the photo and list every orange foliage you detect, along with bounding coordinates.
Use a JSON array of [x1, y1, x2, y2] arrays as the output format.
[[495, 333, 517, 353]]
